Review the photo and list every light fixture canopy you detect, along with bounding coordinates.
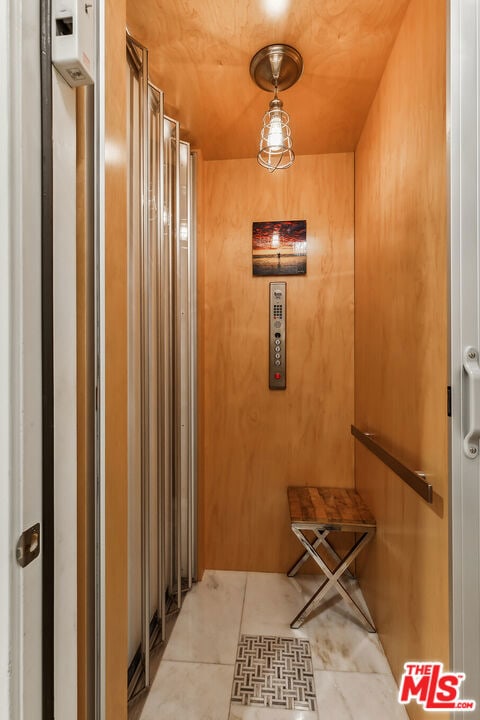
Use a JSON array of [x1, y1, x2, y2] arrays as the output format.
[[250, 44, 303, 172]]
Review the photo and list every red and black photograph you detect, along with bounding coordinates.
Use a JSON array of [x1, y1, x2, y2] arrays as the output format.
[[252, 220, 307, 276]]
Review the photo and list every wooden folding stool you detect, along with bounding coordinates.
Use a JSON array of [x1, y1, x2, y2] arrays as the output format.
[[287, 486, 376, 632]]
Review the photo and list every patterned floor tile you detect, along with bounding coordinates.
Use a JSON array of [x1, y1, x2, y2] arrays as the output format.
[[229, 706, 318, 719], [231, 635, 317, 712]]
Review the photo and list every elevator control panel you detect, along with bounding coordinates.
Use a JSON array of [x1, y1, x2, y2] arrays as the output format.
[[269, 282, 286, 390]]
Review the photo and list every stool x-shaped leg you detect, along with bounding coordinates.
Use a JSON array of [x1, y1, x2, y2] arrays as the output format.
[[289, 525, 376, 633], [287, 528, 355, 580]]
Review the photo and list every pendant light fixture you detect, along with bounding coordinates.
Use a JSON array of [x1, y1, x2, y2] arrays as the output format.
[[250, 44, 303, 172]]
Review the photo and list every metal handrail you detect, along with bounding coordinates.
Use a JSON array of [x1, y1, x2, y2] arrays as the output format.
[[351, 425, 433, 503]]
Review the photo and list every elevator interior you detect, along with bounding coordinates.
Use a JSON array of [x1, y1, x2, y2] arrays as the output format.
[[7, 0, 480, 718], [81, 1, 461, 719]]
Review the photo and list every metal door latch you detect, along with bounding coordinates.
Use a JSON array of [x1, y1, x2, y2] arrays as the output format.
[[16, 523, 41, 568]]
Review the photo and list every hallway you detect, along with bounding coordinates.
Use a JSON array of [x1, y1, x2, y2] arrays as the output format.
[[130, 571, 408, 720]]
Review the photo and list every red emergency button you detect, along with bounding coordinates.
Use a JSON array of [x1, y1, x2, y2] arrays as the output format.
[[274, 373, 282, 379]]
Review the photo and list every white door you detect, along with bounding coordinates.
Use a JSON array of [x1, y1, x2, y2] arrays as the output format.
[[2, 0, 44, 717], [1, 2, 80, 718], [449, 0, 480, 714]]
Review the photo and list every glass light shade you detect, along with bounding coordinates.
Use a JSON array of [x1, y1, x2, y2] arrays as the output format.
[[257, 97, 295, 172]]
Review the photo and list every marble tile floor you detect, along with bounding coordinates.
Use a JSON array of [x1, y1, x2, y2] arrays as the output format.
[[129, 570, 408, 720]]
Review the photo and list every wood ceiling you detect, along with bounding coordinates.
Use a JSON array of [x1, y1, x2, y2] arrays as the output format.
[[126, 0, 411, 160]]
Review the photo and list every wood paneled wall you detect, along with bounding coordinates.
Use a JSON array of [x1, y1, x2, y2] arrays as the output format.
[[354, 1, 448, 717], [202, 153, 354, 571], [105, 0, 128, 718]]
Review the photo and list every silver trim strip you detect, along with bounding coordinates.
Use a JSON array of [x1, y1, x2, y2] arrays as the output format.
[[174, 122, 183, 610], [154, 86, 166, 643], [189, 152, 198, 582], [139, 41, 151, 691]]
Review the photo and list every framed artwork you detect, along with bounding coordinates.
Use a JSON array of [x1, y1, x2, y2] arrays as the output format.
[[252, 220, 307, 276]]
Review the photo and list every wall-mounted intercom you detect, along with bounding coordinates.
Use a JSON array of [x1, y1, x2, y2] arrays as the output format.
[[269, 282, 286, 390], [52, 0, 95, 87]]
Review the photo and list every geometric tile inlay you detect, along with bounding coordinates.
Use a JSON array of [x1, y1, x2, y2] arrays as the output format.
[[231, 635, 317, 711]]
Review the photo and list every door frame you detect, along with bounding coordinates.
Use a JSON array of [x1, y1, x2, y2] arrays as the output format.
[[0, 0, 15, 714], [40, 0, 55, 713], [449, 0, 480, 713]]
